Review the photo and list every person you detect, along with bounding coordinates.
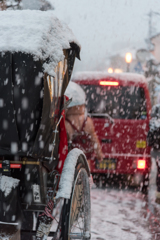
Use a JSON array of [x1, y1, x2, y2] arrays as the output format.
[[147, 117, 160, 203], [65, 81, 103, 163]]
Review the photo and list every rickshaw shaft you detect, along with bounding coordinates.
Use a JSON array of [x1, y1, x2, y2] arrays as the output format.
[[21, 229, 55, 237]]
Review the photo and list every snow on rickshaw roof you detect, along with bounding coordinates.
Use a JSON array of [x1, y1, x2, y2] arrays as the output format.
[[72, 71, 146, 83], [0, 10, 80, 76]]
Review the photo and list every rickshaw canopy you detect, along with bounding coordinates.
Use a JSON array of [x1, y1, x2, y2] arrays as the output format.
[[0, 10, 80, 163], [0, 10, 80, 76]]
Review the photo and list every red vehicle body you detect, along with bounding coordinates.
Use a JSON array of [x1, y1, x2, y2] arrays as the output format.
[[73, 72, 151, 190]]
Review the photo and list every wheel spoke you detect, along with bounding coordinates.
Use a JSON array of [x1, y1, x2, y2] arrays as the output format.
[[69, 170, 89, 239], [71, 176, 83, 231], [70, 177, 82, 227], [73, 191, 85, 232], [70, 184, 79, 228], [59, 162, 91, 240]]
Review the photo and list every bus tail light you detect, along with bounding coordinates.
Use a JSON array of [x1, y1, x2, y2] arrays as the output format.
[[137, 159, 146, 169], [99, 81, 119, 86]]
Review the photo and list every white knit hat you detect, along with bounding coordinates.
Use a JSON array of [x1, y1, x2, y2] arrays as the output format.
[[65, 81, 86, 108]]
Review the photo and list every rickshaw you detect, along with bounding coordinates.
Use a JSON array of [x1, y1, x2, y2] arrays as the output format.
[[0, 10, 91, 240]]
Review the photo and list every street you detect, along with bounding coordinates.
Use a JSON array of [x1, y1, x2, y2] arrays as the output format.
[[90, 158, 160, 240]]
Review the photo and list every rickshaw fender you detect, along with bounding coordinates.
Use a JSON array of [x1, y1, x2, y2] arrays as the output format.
[[56, 148, 90, 199]]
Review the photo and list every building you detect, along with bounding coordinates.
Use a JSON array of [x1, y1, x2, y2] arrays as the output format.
[[151, 33, 160, 62], [106, 47, 139, 73]]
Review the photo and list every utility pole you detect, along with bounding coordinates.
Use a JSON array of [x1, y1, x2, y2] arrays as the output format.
[[147, 10, 160, 50], [148, 10, 152, 51]]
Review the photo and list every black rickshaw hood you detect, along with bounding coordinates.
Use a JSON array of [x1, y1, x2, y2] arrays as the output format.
[[0, 10, 80, 165], [0, 10, 80, 76]]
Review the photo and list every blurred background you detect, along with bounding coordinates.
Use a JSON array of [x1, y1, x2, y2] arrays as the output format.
[[1, 1, 160, 239], [2, 0, 160, 105]]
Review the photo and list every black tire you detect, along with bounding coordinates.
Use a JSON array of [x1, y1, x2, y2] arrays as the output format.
[[21, 211, 34, 240], [141, 174, 149, 195], [60, 154, 91, 240], [93, 174, 107, 188]]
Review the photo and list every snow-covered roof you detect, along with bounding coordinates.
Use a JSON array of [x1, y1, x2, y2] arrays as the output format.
[[72, 71, 146, 83], [0, 10, 80, 76], [108, 44, 148, 60], [112, 47, 137, 59]]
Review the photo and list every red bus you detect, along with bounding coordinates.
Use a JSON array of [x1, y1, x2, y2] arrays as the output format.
[[73, 72, 151, 193]]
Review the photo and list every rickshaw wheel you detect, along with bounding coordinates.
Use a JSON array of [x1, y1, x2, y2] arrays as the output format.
[[141, 174, 149, 195], [60, 155, 91, 240]]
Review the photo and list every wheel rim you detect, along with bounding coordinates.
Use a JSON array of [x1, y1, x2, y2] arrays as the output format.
[[68, 168, 91, 239]]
